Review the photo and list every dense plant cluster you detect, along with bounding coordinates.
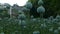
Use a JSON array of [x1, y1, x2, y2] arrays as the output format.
[[0, 0, 60, 34], [0, 14, 60, 34]]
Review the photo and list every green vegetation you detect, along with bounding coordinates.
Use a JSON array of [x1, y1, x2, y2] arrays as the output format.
[[0, 0, 60, 34]]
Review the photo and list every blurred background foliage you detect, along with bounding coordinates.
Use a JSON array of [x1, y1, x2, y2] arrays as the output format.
[[0, 0, 60, 18]]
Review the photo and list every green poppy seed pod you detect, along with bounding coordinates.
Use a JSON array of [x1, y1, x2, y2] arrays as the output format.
[[38, 0, 44, 6], [56, 15, 60, 20], [31, 18, 37, 22], [55, 15, 60, 22], [21, 20, 26, 26], [33, 31, 40, 34], [37, 6, 45, 13], [25, 2, 32, 9], [49, 27, 53, 32], [31, 15, 34, 19], [49, 16, 54, 21], [40, 23, 47, 28], [52, 19, 58, 23], [18, 14, 26, 20]]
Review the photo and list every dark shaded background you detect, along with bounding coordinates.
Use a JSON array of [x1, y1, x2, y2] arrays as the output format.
[[29, 0, 60, 18]]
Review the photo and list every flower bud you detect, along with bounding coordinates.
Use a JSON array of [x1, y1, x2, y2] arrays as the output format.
[[37, 6, 45, 13], [38, 0, 44, 6], [25, 2, 32, 9]]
